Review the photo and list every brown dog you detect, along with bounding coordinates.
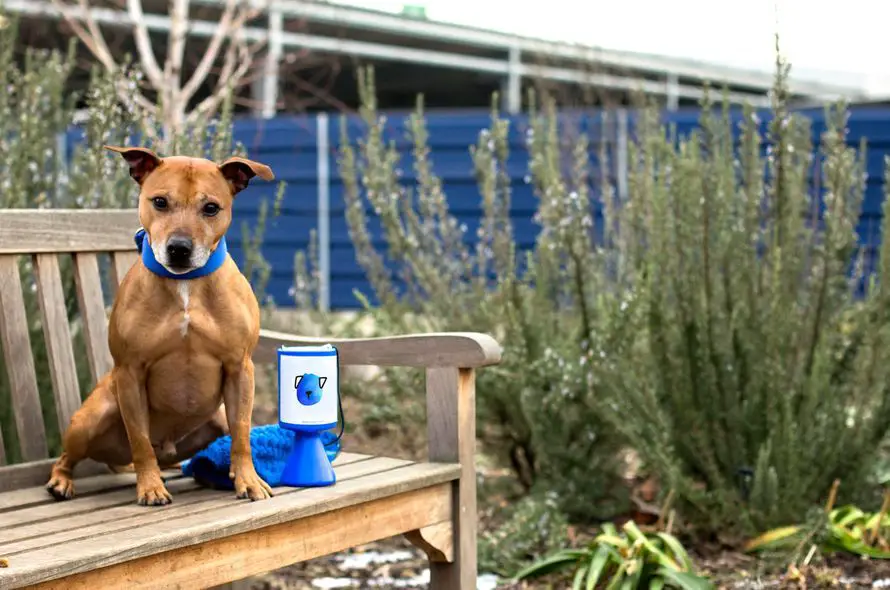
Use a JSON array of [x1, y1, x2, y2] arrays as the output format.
[[45, 146, 275, 505]]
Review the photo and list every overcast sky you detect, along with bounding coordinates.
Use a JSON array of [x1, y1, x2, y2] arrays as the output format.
[[335, 0, 890, 95]]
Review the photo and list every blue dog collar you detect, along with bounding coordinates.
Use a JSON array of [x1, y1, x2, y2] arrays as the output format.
[[134, 228, 228, 280]]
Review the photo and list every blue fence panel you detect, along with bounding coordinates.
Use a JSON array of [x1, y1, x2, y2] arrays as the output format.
[[62, 105, 890, 310]]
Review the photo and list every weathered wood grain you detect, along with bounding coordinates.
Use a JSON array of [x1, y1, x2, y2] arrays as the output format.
[[21, 484, 452, 590], [256, 329, 502, 368], [405, 520, 454, 563], [109, 251, 139, 299], [0, 255, 49, 463], [33, 254, 82, 433], [0, 454, 389, 554], [426, 367, 477, 589], [0, 473, 192, 530], [0, 458, 110, 494], [72, 253, 112, 383], [0, 210, 137, 254], [0, 462, 459, 588], [0, 461, 154, 509]]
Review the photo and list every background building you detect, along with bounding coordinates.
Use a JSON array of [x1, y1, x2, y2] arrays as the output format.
[[3, 0, 878, 117]]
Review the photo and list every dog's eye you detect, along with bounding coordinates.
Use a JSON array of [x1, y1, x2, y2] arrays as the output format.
[[151, 197, 168, 210], [202, 203, 221, 217]]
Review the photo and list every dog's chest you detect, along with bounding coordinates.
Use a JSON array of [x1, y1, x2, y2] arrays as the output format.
[[161, 281, 236, 349], [177, 282, 191, 337]]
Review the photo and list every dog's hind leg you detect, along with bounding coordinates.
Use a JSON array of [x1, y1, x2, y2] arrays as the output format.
[[160, 406, 229, 469], [46, 374, 122, 500]]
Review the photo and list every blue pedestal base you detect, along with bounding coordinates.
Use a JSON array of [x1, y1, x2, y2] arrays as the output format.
[[280, 430, 336, 487]]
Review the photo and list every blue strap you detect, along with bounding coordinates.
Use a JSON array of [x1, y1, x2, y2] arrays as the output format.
[[134, 228, 228, 280]]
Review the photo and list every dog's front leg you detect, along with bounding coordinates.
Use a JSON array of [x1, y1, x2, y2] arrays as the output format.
[[223, 356, 273, 500], [115, 365, 172, 506]]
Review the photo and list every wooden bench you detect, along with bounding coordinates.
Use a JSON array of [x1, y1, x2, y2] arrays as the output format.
[[0, 209, 502, 589]]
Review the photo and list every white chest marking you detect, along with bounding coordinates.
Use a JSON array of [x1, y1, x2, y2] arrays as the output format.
[[178, 282, 190, 337]]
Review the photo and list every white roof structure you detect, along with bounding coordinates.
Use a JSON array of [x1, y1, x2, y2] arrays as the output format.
[[3, 0, 874, 115]]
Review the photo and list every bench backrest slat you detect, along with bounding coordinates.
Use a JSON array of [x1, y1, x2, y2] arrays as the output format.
[[0, 255, 49, 464], [110, 251, 140, 298], [73, 253, 114, 384], [0, 209, 141, 466], [0, 210, 137, 254], [34, 254, 82, 433]]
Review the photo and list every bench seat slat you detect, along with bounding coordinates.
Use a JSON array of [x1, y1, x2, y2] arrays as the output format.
[[0, 464, 157, 512], [0, 454, 386, 555], [33, 254, 82, 432], [72, 253, 112, 384], [0, 459, 460, 589], [0, 255, 49, 463], [0, 452, 370, 529], [26, 482, 453, 590], [0, 457, 111, 494]]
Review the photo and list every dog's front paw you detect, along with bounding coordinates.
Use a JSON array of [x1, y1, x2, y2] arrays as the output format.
[[136, 472, 173, 506], [231, 466, 273, 501], [46, 472, 75, 501]]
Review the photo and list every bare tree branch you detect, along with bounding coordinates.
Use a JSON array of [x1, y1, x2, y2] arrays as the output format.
[[50, 0, 159, 120], [187, 32, 260, 124], [179, 0, 237, 105], [50, 0, 115, 71], [126, 0, 165, 89]]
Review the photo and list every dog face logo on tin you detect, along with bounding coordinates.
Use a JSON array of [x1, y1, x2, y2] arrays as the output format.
[[294, 373, 327, 407]]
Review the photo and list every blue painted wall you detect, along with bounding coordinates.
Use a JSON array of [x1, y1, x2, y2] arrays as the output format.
[[75, 106, 890, 310]]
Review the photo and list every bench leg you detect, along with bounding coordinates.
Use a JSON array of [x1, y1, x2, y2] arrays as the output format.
[[424, 367, 477, 590]]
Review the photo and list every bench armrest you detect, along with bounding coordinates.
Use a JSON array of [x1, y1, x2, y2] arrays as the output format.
[[255, 327, 495, 583], [255, 329, 502, 368]]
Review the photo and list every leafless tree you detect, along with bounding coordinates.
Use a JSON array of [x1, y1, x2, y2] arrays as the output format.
[[49, 0, 266, 145]]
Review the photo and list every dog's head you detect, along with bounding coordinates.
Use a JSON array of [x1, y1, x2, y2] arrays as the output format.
[[106, 145, 274, 274]]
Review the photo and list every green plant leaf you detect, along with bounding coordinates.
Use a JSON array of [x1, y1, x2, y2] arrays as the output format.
[[514, 550, 584, 580], [622, 522, 681, 571], [597, 534, 631, 550], [604, 561, 630, 590], [572, 565, 587, 590], [743, 526, 803, 552], [831, 506, 866, 527], [623, 557, 643, 589], [656, 567, 714, 590], [587, 545, 612, 590], [655, 532, 694, 571], [602, 522, 620, 537]]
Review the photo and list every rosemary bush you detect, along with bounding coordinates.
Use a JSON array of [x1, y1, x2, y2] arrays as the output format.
[[596, 59, 890, 535], [333, 57, 890, 538], [0, 11, 277, 461], [333, 70, 629, 521]]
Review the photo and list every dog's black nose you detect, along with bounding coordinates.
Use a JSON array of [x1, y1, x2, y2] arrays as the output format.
[[166, 236, 193, 264]]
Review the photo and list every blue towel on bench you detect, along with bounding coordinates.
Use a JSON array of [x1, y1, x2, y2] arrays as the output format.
[[180, 424, 341, 489]]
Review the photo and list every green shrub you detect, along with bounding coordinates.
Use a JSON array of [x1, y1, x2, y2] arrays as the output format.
[[593, 57, 890, 535], [332, 68, 629, 521], [328, 50, 890, 542]]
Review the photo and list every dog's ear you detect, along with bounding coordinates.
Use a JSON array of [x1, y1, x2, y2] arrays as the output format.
[[294, 375, 304, 388], [104, 146, 161, 185], [219, 156, 274, 195], [318, 377, 327, 389]]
